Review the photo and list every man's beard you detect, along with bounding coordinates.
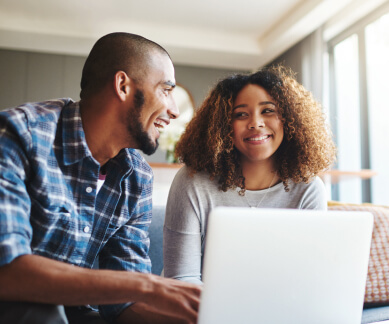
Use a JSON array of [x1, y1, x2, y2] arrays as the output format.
[[127, 89, 159, 155]]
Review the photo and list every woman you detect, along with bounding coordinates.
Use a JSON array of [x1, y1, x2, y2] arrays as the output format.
[[163, 65, 336, 284]]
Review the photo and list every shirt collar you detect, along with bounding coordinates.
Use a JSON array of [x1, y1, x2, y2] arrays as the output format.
[[61, 101, 93, 166], [109, 148, 135, 177]]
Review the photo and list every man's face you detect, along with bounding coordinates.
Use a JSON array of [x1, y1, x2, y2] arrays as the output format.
[[127, 53, 179, 155]]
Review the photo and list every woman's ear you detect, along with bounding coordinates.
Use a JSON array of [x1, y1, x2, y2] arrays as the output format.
[[114, 71, 131, 101]]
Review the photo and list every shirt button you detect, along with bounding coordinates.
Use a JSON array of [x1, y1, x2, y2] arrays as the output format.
[[84, 226, 90, 233], [86, 187, 93, 193]]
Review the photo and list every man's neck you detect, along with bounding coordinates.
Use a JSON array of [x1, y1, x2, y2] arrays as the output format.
[[79, 98, 125, 165]]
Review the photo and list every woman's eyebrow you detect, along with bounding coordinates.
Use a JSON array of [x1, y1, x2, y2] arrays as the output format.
[[233, 101, 276, 110], [260, 101, 276, 106], [233, 104, 247, 110]]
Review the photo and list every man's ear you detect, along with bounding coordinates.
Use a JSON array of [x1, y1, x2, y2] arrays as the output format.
[[114, 71, 132, 101]]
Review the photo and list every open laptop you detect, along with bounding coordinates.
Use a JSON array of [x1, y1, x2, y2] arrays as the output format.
[[198, 207, 373, 324]]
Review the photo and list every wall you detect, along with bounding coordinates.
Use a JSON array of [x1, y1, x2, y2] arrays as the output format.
[[0, 50, 85, 109], [0, 48, 248, 162], [175, 65, 244, 109], [270, 28, 324, 102]]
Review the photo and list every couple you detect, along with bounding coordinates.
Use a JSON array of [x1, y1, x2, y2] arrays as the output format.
[[0, 32, 335, 323]]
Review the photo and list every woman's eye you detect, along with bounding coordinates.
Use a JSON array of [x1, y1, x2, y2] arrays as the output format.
[[263, 108, 276, 113], [233, 112, 247, 118]]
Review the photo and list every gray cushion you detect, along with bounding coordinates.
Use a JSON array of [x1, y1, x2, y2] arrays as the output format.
[[362, 306, 389, 323], [149, 206, 166, 275]]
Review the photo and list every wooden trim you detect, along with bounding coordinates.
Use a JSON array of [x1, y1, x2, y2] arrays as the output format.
[[149, 162, 183, 169], [320, 169, 377, 184]]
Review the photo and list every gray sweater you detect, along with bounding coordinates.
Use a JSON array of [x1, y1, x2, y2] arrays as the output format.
[[163, 166, 327, 284]]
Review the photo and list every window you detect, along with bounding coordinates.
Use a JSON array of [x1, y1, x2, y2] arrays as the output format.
[[327, 7, 389, 204], [365, 14, 389, 205]]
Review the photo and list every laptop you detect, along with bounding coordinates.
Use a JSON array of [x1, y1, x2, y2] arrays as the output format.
[[198, 207, 373, 324]]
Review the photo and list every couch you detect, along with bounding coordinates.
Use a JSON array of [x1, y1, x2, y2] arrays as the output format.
[[328, 202, 389, 323], [149, 203, 389, 323]]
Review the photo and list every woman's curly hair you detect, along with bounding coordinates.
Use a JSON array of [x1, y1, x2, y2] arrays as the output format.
[[175, 65, 336, 193]]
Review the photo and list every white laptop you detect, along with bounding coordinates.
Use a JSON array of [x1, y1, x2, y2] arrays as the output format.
[[198, 207, 374, 324]]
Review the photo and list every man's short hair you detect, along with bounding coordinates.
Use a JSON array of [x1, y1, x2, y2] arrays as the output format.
[[80, 32, 170, 99]]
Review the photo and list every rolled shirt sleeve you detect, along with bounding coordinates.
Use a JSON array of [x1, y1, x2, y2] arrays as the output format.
[[0, 109, 34, 266]]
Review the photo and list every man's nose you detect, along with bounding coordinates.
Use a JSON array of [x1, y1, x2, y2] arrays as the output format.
[[168, 97, 180, 120]]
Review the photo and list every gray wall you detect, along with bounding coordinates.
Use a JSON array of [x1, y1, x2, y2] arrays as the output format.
[[0, 48, 247, 162], [175, 65, 244, 109], [0, 49, 85, 109], [270, 28, 324, 102]]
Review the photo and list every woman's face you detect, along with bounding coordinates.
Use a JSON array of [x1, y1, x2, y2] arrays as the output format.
[[232, 84, 284, 166]]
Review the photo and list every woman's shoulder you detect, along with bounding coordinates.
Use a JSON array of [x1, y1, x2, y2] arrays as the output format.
[[288, 176, 325, 191], [309, 177, 326, 194], [287, 176, 327, 209], [173, 165, 217, 187]]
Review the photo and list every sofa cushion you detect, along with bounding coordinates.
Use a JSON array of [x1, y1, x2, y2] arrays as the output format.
[[328, 201, 389, 305], [149, 206, 166, 275]]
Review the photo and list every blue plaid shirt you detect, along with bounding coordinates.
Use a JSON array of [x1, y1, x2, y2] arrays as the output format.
[[0, 98, 153, 321]]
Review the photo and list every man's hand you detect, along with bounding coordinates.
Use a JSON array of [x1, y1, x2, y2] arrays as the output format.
[[117, 276, 202, 324]]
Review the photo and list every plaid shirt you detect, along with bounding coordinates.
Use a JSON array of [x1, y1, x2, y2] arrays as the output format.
[[0, 98, 153, 321]]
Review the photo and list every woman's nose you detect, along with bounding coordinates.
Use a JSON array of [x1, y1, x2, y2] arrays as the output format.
[[248, 116, 265, 129]]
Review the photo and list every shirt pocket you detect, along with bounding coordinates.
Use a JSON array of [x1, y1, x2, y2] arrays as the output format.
[[29, 200, 78, 258]]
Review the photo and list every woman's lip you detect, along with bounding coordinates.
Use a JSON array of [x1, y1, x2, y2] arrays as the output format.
[[244, 134, 271, 142]]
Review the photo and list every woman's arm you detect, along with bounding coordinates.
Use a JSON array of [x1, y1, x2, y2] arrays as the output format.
[[163, 167, 204, 285]]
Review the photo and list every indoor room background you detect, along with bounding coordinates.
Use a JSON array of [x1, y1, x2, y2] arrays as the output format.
[[0, 0, 388, 205]]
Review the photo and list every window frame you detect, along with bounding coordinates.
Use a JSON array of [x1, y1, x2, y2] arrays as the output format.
[[326, 1, 389, 203]]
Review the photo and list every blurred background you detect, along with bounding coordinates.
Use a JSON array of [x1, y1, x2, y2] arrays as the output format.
[[0, 0, 388, 204]]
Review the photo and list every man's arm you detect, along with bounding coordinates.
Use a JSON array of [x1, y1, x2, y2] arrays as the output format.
[[0, 254, 201, 323], [117, 301, 190, 324], [0, 111, 201, 323]]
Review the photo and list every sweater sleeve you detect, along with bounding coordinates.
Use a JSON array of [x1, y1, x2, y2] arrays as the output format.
[[299, 177, 328, 210], [163, 167, 203, 285]]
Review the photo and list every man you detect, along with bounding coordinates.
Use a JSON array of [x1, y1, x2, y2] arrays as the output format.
[[0, 32, 201, 323]]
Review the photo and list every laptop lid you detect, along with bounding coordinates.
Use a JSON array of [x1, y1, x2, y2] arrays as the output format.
[[198, 207, 373, 324]]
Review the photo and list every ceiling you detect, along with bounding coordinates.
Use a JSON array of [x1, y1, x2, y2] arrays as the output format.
[[0, 0, 386, 70]]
